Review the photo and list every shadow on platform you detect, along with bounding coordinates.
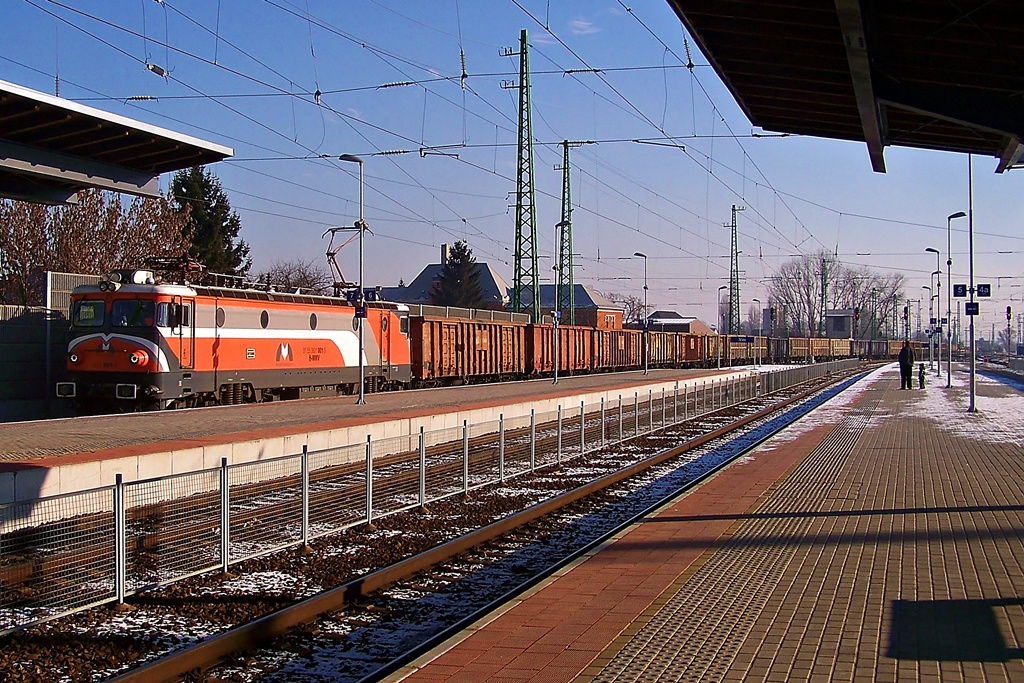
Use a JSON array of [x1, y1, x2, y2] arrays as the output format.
[[649, 504, 1024, 524], [888, 598, 1024, 662]]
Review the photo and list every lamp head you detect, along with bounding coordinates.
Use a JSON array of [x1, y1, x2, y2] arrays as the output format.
[[633, 251, 647, 259], [947, 211, 967, 221], [338, 154, 364, 164], [926, 247, 939, 254]]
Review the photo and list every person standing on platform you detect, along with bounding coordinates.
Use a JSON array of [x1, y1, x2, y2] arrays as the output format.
[[898, 341, 915, 389]]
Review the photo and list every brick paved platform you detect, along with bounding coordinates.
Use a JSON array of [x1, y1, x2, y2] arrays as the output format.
[[390, 363, 1024, 683]]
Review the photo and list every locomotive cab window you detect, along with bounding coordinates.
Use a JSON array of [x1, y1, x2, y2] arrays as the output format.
[[400, 315, 409, 335], [112, 299, 155, 327], [157, 302, 192, 328], [72, 300, 105, 327]]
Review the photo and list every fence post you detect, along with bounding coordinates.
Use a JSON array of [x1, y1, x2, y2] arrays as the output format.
[[648, 389, 654, 433], [418, 426, 426, 506], [220, 457, 230, 574], [365, 436, 373, 526], [634, 392, 639, 436], [618, 394, 623, 443], [463, 420, 470, 494], [674, 382, 679, 424], [301, 445, 309, 547], [557, 405, 563, 465], [114, 473, 126, 604], [530, 409, 536, 472], [498, 414, 505, 482], [601, 398, 606, 447], [580, 401, 586, 455], [702, 380, 706, 415], [662, 387, 666, 429]]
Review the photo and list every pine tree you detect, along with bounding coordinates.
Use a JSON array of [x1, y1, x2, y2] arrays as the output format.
[[430, 240, 486, 308], [171, 166, 250, 275]]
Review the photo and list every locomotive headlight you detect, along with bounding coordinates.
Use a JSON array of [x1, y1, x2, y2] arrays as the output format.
[[69, 353, 79, 363], [129, 350, 149, 366]]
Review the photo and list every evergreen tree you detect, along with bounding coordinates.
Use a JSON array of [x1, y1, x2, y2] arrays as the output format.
[[171, 166, 250, 275], [430, 240, 486, 308]]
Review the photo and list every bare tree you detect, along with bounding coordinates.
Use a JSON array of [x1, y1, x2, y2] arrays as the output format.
[[258, 258, 332, 295], [603, 291, 645, 324], [766, 250, 903, 338], [744, 303, 761, 334], [0, 189, 190, 306]]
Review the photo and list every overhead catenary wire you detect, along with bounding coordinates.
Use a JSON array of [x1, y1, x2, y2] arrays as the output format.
[[15, 0, 1001, 303]]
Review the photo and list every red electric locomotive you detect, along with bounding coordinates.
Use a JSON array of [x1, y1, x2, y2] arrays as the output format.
[[57, 268, 412, 411]]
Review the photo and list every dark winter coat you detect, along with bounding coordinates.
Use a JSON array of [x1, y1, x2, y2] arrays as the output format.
[[898, 345, 915, 368]]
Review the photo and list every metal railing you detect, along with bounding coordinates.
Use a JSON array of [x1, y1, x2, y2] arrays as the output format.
[[0, 361, 857, 634]]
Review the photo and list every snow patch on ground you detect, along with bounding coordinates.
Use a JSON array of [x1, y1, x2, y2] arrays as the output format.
[[750, 363, 891, 455], [901, 366, 1024, 446]]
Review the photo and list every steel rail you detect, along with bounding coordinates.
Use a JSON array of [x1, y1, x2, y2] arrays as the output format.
[[105, 369, 863, 683]]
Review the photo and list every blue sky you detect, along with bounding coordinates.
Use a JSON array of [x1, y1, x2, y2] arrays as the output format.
[[4, 1, 1023, 337]]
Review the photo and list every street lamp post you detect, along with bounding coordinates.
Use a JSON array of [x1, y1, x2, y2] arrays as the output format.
[[967, 155, 977, 412], [634, 252, 648, 375], [923, 285, 933, 370], [926, 247, 941, 375], [752, 298, 761, 367], [338, 154, 367, 405], [947, 211, 966, 387], [931, 270, 941, 375], [717, 285, 727, 369]]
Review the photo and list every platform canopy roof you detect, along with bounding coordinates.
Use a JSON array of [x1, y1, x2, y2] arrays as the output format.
[[667, 0, 1024, 173], [0, 78, 233, 204]]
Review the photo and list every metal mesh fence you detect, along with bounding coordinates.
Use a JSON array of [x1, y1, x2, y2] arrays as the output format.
[[308, 443, 367, 538], [229, 456, 303, 563], [501, 413, 534, 478], [467, 419, 501, 490], [124, 470, 221, 591], [0, 487, 115, 631], [532, 408, 560, 469], [370, 435, 422, 517], [423, 438, 465, 503], [3, 362, 859, 633]]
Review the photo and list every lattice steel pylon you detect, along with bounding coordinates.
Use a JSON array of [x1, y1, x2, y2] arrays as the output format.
[[729, 204, 744, 334], [509, 29, 540, 322], [820, 257, 829, 337], [556, 140, 575, 325]]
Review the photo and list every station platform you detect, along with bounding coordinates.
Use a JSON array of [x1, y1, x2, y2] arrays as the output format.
[[0, 367, 746, 502], [390, 363, 1024, 683]]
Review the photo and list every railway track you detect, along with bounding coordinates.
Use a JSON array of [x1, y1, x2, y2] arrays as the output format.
[[0, 365, 873, 683]]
